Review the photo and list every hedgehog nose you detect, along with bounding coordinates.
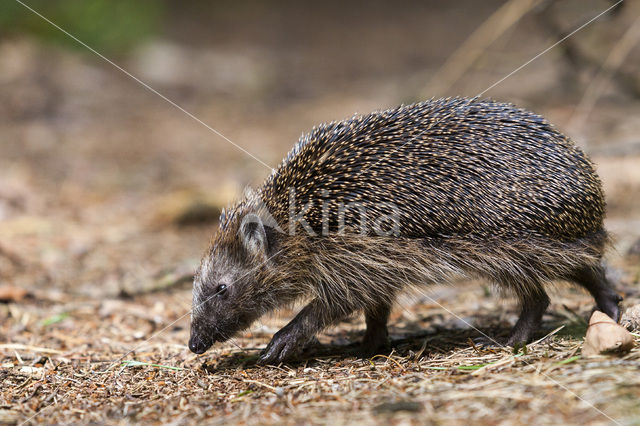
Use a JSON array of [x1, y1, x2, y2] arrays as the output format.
[[188, 334, 207, 354]]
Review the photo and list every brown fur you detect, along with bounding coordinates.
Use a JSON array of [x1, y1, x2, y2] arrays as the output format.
[[218, 216, 608, 324]]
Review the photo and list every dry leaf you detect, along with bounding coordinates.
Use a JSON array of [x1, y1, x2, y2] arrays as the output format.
[[582, 311, 635, 357], [0, 285, 28, 303]]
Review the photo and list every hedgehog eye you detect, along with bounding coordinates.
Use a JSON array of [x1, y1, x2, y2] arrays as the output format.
[[215, 284, 228, 296]]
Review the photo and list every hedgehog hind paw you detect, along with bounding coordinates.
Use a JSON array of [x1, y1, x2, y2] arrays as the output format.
[[360, 329, 391, 358]]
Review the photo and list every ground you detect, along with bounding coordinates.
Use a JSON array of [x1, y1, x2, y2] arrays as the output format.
[[1, 1, 640, 424]]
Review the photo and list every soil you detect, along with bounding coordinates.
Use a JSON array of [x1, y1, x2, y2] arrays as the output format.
[[1, 1, 640, 424]]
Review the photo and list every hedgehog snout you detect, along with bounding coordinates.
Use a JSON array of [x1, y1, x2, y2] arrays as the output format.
[[188, 331, 212, 354]]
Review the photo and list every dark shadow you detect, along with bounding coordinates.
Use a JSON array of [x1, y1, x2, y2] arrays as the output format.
[[201, 317, 571, 372]]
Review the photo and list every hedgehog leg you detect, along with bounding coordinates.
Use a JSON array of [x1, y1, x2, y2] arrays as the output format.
[[361, 303, 391, 356], [569, 264, 622, 321], [258, 298, 353, 365], [506, 288, 550, 347]]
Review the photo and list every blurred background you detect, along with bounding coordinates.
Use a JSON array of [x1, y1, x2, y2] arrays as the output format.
[[0, 0, 639, 300], [2, 2, 640, 422]]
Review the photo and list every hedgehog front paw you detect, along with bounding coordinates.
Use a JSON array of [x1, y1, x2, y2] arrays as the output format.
[[258, 326, 306, 365]]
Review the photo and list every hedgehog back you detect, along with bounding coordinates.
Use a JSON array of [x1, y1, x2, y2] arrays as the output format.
[[259, 98, 605, 241]]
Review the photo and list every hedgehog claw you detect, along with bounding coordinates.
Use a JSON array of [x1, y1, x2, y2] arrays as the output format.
[[258, 326, 305, 365]]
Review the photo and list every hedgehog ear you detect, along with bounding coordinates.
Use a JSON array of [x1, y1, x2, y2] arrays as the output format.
[[239, 213, 268, 257]]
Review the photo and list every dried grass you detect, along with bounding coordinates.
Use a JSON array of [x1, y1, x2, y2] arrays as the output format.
[[2, 281, 639, 425]]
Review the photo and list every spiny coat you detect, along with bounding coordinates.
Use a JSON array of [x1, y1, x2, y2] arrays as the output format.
[[188, 97, 621, 364]]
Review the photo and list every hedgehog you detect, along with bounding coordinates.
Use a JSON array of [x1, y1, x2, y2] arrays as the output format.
[[188, 97, 621, 364]]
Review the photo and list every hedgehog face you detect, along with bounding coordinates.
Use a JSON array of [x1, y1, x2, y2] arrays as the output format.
[[188, 213, 276, 354]]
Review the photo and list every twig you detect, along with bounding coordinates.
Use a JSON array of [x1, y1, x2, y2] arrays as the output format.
[[421, 0, 543, 97], [529, 325, 565, 346], [370, 354, 405, 370], [471, 356, 517, 376], [0, 344, 62, 354], [567, 15, 640, 136], [242, 379, 278, 393], [535, 0, 638, 101]]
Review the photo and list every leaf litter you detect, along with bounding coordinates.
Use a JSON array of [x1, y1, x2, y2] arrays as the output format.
[[2, 18, 640, 424]]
